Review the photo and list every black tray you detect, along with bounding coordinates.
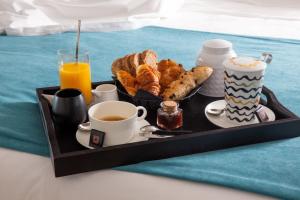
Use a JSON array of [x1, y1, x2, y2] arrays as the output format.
[[36, 81, 300, 177]]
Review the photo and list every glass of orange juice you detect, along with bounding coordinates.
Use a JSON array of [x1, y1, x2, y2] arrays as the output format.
[[58, 50, 92, 104]]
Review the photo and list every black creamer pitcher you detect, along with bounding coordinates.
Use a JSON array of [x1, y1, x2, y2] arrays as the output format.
[[52, 89, 87, 126]]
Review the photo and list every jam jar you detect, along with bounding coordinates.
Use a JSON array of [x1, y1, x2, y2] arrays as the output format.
[[157, 101, 183, 130]]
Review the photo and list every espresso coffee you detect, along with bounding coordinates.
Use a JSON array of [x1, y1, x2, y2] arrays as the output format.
[[88, 101, 147, 146], [99, 116, 126, 121]]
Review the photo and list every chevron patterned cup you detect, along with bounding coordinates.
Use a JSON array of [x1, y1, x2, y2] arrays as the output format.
[[223, 57, 267, 123]]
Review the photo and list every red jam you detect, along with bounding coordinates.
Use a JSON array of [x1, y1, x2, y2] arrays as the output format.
[[157, 101, 183, 130]]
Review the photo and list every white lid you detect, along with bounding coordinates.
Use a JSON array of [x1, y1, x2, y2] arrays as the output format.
[[224, 57, 266, 72], [202, 39, 233, 54]]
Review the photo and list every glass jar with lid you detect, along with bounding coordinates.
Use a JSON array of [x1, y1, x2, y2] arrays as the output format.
[[157, 101, 183, 130]]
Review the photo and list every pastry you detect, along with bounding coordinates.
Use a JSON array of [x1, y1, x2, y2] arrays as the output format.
[[190, 66, 214, 85], [128, 53, 139, 76], [111, 50, 158, 77], [140, 49, 158, 69], [112, 50, 213, 100], [158, 59, 185, 92], [136, 64, 161, 96], [162, 71, 196, 100], [162, 66, 213, 100], [140, 82, 161, 96], [120, 55, 130, 74], [111, 58, 123, 76], [116, 70, 137, 96]]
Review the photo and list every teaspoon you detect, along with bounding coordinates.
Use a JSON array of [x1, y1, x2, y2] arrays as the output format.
[[78, 122, 174, 139], [140, 125, 192, 135], [78, 122, 91, 132], [139, 132, 173, 139], [206, 108, 224, 116]]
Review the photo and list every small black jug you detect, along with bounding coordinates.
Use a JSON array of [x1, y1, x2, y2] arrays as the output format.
[[52, 89, 87, 126]]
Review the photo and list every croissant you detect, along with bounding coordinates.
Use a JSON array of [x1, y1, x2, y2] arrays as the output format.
[[116, 70, 137, 96], [136, 64, 161, 96]]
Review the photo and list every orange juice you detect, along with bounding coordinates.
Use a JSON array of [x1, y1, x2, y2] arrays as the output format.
[[59, 62, 92, 104]]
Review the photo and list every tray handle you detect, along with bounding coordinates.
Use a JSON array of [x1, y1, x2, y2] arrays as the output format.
[[262, 86, 298, 118]]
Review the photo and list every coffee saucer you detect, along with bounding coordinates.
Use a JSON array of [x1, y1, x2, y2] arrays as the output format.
[[76, 119, 150, 149], [205, 100, 275, 128]]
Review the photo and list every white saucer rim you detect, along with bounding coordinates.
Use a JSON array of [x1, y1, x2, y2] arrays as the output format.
[[76, 119, 150, 149], [205, 100, 276, 128]]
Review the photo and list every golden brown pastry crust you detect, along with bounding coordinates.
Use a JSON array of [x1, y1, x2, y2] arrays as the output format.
[[162, 66, 213, 100], [112, 50, 213, 99], [140, 50, 158, 69], [111, 58, 123, 76], [191, 66, 214, 85], [136, 64, 160, 96], [124, 55, 132, 73], [111, 49, 158, 77], [158, 59, 185, 92], [162, 71, 196, 100], [129, 53, 139, 76], [116, 70, 137, 96]]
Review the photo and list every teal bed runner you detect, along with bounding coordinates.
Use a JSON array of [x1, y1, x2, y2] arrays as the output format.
[[0, 27, 300, 199]]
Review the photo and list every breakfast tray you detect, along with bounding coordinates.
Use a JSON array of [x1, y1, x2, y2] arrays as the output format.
[[36, 81, 300, 177]]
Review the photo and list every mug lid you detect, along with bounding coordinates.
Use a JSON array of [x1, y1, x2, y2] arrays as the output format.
[[224, 57, 266, 72], [202, 39, 233, 54]]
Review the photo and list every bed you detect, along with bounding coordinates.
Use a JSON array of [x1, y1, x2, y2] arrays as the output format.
[[1, 0, 300, 199]]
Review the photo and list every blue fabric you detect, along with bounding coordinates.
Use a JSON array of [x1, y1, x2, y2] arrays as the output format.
[[1, 26, 300, 199]]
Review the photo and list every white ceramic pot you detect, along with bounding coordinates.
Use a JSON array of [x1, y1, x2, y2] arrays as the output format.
[[196, 39, 236, 97]]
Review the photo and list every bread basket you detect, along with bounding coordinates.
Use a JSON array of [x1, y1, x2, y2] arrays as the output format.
[[114, 79, 202, 110]]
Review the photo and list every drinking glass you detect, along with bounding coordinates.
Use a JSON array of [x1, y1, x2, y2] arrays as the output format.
[[58, 49, 92, 104]]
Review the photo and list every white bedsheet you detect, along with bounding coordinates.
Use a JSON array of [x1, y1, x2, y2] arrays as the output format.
[[0, 0, 184, 35], [1, 0, 300, 199], [157, 0, 300, 39], [0, 147, 274, 200]]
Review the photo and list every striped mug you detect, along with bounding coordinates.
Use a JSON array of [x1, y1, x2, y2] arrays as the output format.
[[223, 57, 267, 123]]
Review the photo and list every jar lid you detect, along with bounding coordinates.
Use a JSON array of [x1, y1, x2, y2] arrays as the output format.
[[161, 101, 178, 113], [202, 39, 233, 55], [223, 56, 266, 72]]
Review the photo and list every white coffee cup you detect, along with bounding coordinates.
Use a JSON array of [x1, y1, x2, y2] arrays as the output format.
[[92, 84, 118, 104], [88, 101, 147, 146], [223, 56, 267, 122]]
